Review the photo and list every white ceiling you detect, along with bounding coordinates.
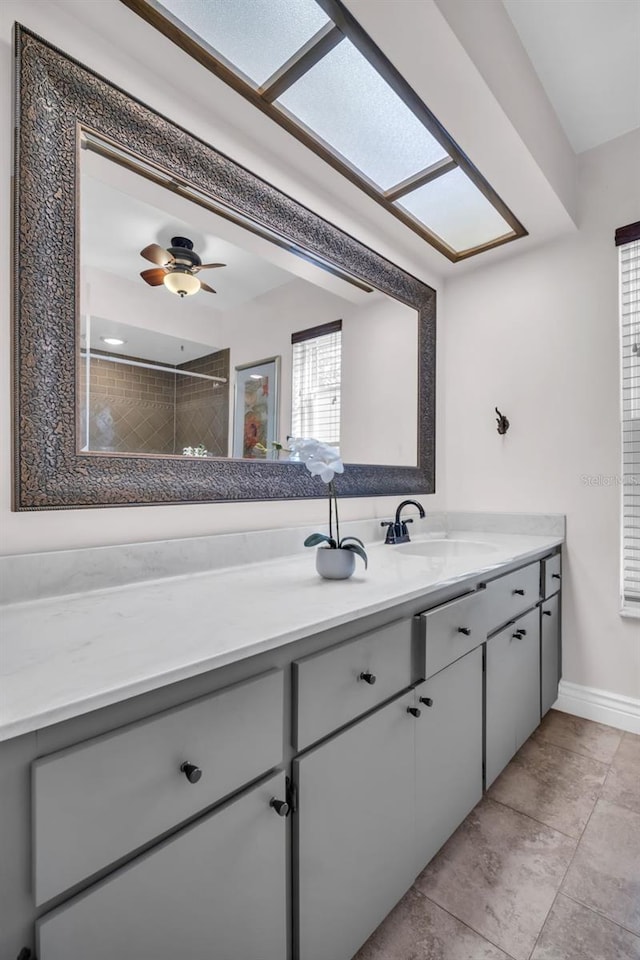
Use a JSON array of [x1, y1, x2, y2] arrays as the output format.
[[503, 0, 640, 153], [81, 171, 294, 313]]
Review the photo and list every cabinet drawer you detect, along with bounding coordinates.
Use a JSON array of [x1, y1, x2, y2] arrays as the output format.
[[542, 553, 562, 598], [37, 770, 288, 960], [417, 590, 487, 679], [484, 562, 540, 633], [293, 619, 414, 751], [33, 669, 284, 906]]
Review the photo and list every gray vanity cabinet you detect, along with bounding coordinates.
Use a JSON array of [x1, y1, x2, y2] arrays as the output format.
[[37, 770, 288, 960], [541, 592, 561, 716], [485, 607, 541, 787], [414, 646, 483, 869], [294, 691, 416, 960]]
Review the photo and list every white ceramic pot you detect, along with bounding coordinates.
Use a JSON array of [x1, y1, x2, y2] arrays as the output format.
[[315, 546, 356, 580]]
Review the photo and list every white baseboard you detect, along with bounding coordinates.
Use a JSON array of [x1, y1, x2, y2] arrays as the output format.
[[553, 680, 640, 735]]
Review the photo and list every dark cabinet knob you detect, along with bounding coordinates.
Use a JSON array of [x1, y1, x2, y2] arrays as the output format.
[[513, 588, 525, 596], [543, 610, 552, 616], [359, 672, 376, 685], [552, 573, 561, 580], [458, 627, 471, 636], [270, 797, 289, 817], [419, 697, 433, 707], [180, 762, 202, 784], [407, 707, 421, 718]]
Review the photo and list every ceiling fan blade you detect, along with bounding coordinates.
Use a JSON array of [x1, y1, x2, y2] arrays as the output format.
[[199, 281, 217, 294], [140, 243, 173, 266], [193, 262, 226, 272], [140, 268, 167, 287]]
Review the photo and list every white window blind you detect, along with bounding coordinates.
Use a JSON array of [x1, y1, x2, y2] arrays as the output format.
[[291, 320, 341, 446], [619, 233, 640, 610]]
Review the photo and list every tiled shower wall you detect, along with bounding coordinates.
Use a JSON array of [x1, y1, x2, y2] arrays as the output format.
[[80, 349, 230, 456], [175, 350, 230, 457]]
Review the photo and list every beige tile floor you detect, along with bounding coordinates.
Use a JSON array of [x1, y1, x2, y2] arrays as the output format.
[[354, 711, 640, 960]]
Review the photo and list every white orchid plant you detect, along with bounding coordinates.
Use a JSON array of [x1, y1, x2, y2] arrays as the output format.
[[280, 437, 368, 569]]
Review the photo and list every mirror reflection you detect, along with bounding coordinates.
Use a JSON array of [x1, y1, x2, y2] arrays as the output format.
[[79, 139, 418, 466]]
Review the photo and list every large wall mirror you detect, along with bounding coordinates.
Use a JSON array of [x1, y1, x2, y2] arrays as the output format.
[[13, 27, 435, 509]]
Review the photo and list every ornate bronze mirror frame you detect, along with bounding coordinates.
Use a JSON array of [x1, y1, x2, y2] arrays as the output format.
[[13, 26, 435, 510]]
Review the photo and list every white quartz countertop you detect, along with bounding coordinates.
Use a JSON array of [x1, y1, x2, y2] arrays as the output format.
[[0, 525, 563, 743]]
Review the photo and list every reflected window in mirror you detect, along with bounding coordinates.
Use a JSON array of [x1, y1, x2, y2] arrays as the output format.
[[291, 321, 342, 448]]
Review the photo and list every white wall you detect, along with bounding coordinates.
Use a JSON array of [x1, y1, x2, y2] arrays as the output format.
[[341, 297, 418, 465], [0, 0, 444, 555], [442, 129, 640, 701]]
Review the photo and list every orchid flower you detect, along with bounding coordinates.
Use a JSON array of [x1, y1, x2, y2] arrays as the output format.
[[284, 437, 367, 569]]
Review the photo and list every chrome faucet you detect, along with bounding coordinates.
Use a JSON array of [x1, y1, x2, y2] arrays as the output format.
[[381, 500, 426, 544]]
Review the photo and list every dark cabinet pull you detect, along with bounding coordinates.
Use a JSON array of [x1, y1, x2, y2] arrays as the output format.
[[513, 588, 525, 596], [180, 762, 202, 784], [359, 672, 376, 685], [458, 627, 471, 636], [419, 697, 433, 707], [552, 573, 561, 580], [407, 707, 421, 718], [270, 798, 290, 817], [516, 628, 527, 636], [543, 610, 552, 617]]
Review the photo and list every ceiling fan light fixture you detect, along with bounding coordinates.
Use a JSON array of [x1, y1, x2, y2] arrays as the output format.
[[163, 270, 201, 298]]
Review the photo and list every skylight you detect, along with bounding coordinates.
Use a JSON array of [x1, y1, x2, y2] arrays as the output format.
[[152, 0, 330, 86], [122, 0, 526, 261], [277, 38, 449, 191]]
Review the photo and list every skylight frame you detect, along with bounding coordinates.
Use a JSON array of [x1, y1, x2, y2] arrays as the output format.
[[120, 0, 527, 262]]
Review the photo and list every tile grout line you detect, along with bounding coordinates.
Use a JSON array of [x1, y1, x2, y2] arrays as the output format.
[[486, 795, 586, 842], [524, 813, 596, 960], [533, 732, 621, 768], [525, 720, 635, 957], [417, 890, 519, 960], [560, 891, 640, 940], [421, 796, 580, 960]]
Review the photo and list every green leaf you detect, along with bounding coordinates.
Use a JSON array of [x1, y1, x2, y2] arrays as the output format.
[[342, 542, 368, 569], [338, 536, 366, 550], [304, 532, 337, 548]]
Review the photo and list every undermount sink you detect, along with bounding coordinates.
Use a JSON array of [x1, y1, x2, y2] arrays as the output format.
[[394, 539, 501, 559]]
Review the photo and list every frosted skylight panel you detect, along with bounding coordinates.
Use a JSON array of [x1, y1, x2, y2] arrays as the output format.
[[154, 0, 330, 86], [277, 38, 449, 191], [396, 168, 514, 252]]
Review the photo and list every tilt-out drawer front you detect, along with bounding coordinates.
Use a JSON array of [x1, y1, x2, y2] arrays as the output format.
[[542, 553, 562, 598], [484, 562, 541, 634], [417, 589, 487, 679], [292, 618, 414, 751], [32, 668, 284, 906], [36, 770, 288, 960]]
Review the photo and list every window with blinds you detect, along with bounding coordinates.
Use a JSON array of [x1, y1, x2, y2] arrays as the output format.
[[291, 320, 342, 446], [617, 222, 640, 613]]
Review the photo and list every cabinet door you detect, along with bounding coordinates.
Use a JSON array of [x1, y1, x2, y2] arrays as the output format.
[[37, 771, 288, 960], [485, 626, 517, 789], [541, 594, 560, 716], [294, 692, 415, 960], [486, 608, 541, 788], [513, 609, 541, 751], [414, 647, 483, 870]]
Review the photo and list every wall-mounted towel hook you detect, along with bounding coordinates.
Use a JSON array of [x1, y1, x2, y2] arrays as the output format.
[[495, 408, 510, 435]]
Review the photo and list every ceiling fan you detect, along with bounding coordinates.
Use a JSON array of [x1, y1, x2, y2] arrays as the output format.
[[140, 236, 225, 297]]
